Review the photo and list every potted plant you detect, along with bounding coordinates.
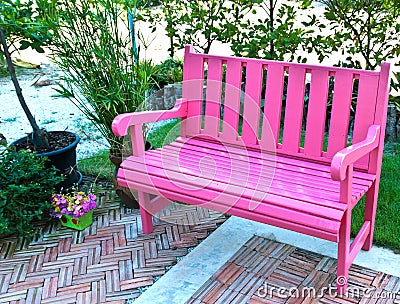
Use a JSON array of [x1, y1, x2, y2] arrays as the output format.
[[49, 190, 97, 230], [0, 148, 62, 237], [0, 1, 81, 190], [45, 0, 160, 207]]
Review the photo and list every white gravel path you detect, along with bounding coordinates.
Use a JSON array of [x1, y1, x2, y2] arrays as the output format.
[[0, 64, 109, 159]]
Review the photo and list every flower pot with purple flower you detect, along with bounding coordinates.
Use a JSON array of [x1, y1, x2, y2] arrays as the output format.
[[50, 191, 97, 230]]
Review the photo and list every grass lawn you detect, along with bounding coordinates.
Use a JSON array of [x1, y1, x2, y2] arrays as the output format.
[[79, 149, 114, 180], [80, 122, 400, 251], [352, 142, 400, 252]]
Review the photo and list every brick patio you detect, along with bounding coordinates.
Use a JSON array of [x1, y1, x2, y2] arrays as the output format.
[[0, 186, 227, 304], [1, 184, 399, 304], [186, 236, 400, 304]]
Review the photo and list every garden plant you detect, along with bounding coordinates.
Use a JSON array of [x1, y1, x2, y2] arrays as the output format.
[[0, 149, 62, 236], [46, 0, 160, 155]]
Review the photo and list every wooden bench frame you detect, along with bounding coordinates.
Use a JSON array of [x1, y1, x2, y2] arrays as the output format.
[[112, 45, 391, 294]]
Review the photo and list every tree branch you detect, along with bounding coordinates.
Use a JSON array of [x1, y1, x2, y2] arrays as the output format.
[[0, 26, 49, 148]]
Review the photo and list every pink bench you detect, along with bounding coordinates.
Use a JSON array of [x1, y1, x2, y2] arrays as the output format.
[[112, 45, 390, 293]]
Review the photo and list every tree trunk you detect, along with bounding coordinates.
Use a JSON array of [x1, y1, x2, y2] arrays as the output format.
[[386, 104, 397, 142], [269, 0, 275, 58], [0, 27, 49, 149], [169, 35, 174, 58], [396, 116, 400, 141]]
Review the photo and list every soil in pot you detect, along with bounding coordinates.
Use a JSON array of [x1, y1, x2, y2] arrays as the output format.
[[12, 131, 81, 191], [13, 132, 76, 153]]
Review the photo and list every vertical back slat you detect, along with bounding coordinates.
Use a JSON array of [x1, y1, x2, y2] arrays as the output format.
[[182, 46, 205, 136], [326, 71, 354, 157], [368, 62, 390, 174], [221, 60, 242, 142], [242, 61, 263, 145], [352, 74, 380, 168], [204, 58, 223, 138], [303, 69, 330, 156], [282, 67, 306, 153], [263, 64, 285, 144]]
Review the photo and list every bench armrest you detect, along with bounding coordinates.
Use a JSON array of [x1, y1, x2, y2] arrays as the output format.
[[112, 98, 187, 136], [331, 125, 381, 181]]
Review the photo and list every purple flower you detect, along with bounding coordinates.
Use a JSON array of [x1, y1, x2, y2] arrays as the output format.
[[50, 191, 97, 218], [49, 209, 62, 219], [82, 204, 90, 213]]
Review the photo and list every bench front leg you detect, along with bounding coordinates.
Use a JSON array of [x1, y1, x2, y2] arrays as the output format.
[[130, 124, 145, 157], [336, 165, 353, 294], [138, 191, 153, 234], [332, 125, 382, 294], [362, 180, 379, 250]]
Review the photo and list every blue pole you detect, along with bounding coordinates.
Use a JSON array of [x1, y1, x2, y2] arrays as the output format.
[[127, 7, 137, 61]]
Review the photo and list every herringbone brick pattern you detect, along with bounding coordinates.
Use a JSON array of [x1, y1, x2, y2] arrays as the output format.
[[187, 236, 400, 304], [0, 188, 227, 304]]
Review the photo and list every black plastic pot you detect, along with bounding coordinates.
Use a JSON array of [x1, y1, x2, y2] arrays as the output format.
[[12, 131, 81, 191]]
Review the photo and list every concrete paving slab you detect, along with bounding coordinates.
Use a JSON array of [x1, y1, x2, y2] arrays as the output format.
[[133, 216, 400, 304]]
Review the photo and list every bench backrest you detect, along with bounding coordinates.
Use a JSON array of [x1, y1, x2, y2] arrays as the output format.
[[181, 45, 390, 172]]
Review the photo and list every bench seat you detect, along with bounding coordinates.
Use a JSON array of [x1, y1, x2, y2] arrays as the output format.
[[118, 136, 375, 243]]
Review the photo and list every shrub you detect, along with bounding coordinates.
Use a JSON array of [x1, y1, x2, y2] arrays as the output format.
[[0, 0, 53, 55], [226, 0, 335, 62], [318, 0, 400, 135], [0, 0, 55, 76], [317, 0, 400, 70], [144, 0, 255, 55], [0, 149, 62, 236], [153, 58, 183, 87]]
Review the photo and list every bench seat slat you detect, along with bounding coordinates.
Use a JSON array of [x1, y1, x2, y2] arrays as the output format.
[[125, 153, 347, 207], [158, 143, 372, 190], [142, 149, 369, 203], [172, 137, 376, 182], [126, 154, 356, 213], [120, 158, 345, 223], [119, 177, 338, 242], [147, 146, 370, 193], [118, 166, 342, 234]]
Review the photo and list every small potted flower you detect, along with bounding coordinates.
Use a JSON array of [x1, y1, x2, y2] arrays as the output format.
[[50, 191, 97, 230]]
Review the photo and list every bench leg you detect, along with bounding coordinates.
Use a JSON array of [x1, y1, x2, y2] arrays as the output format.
[[362, 181, 378, 251], [337, 210, 351, 294], [138, 191, 153, 234]]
